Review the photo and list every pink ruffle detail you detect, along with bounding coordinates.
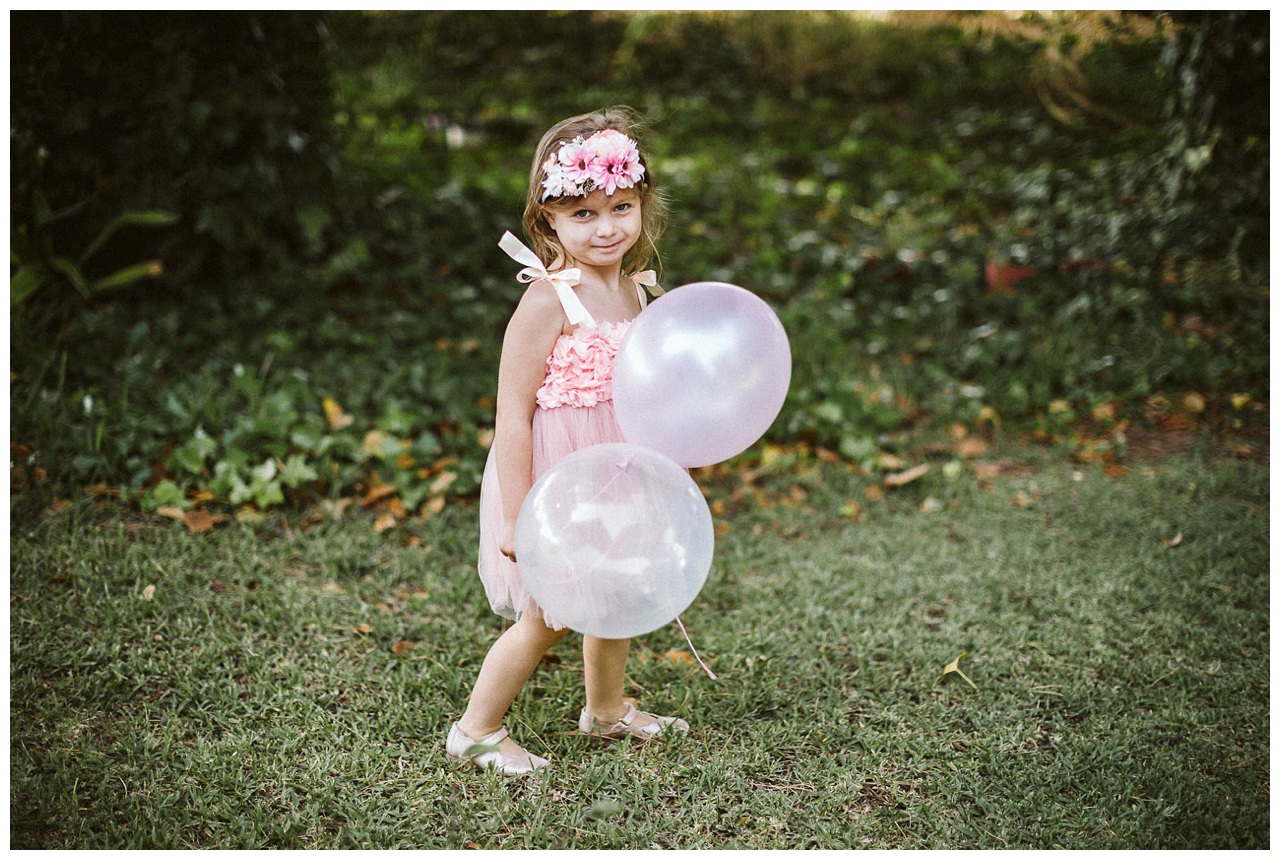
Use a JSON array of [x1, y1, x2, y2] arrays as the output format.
[[534, 321, 630, 409]]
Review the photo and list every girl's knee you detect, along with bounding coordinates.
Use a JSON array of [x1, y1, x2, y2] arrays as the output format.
[[516, 613, 570, 646]]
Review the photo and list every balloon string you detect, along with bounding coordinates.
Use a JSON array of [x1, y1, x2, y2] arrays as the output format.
[[584, 457, 633, 506], [675, 615, 717, 680]]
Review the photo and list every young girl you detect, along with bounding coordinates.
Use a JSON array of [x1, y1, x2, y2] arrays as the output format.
[[446, 108, 688, 775]]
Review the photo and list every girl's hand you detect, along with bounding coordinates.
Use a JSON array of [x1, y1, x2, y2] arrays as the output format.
[[499, 521, 518, 563]]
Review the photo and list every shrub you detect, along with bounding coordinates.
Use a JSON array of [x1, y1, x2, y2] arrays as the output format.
[[10, 11, 339, 296]]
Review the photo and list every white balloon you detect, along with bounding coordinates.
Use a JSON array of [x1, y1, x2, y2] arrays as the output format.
[[613, 282, 791, 468], [514, 443, 714, 639]]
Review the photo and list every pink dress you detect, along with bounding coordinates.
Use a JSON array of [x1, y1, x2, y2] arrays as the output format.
[[477, 257, 656, 630]]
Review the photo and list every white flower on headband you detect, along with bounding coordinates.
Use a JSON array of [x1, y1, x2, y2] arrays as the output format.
[[541, 129, 646, 201]]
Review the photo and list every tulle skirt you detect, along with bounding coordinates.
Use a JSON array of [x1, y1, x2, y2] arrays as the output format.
[[477, 402, 625, 630]]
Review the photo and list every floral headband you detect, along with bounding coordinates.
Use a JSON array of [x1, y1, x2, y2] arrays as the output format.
[[540, 129, 646, 201]]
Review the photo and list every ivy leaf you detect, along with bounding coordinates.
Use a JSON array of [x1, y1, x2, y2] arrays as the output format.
[[251, 477, 285, 509], [144, 479, 188, 512], [226, 472, 254, 506], [280, 454, 319, 488], [173, 428, 218, 475], [251, 458, 278, 484]]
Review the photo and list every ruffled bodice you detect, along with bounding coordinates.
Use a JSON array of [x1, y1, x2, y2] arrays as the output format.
[[535, 320, 631, 409]]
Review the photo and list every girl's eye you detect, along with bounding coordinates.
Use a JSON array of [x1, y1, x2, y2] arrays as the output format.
[[614, 203, 631, 213], [573, 210, 592, 219]]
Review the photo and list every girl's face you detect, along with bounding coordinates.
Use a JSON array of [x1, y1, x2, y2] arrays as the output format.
[[548, 187, 642, 271]]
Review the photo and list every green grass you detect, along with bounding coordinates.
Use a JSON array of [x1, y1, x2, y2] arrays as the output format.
[[10, 445, 1268, 849]]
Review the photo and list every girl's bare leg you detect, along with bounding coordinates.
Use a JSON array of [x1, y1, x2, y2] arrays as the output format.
[[582, 636, 663, 731], [458, 613, 569, 754]]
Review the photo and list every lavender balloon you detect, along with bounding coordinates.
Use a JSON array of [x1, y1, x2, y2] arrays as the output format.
[[515, 443, 714, 640], [614, 282, 791, 468]]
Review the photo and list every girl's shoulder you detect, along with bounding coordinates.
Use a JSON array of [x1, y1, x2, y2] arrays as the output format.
[[508, 276, 571, 335], [515, 275, 567, 315]]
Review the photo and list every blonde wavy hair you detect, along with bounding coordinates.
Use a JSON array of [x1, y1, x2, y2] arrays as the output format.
[[521, 106, 668, 278]]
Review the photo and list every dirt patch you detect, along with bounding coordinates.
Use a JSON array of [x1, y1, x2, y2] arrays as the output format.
[[1122, 422, 1269, 466]]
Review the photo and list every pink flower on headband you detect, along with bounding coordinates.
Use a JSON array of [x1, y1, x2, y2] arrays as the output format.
[[541, 129, 646, 201]]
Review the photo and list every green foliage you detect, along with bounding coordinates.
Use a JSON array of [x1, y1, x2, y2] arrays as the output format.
[[1154, 11, 1269, 269], [10, 184, 177, 307], [8, 11, 1269, 522], [10, 11, 339, 294]]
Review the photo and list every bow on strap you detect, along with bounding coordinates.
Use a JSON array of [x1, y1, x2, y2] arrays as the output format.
[[498, 231, 590, 326], [631, 269, 665, 297]]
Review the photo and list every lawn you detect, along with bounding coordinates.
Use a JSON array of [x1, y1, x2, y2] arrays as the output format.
[[10, 442, 1268, 848]]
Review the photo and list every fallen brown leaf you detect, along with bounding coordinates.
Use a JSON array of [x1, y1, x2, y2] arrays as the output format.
[[392, 640, 415, 656], [884, 463, 929, 487], [362, 429, 392, 458], [976, 405, 1001, 428], [156, 505, 186, 521], [877, 453, 906, 470], [1092, 401, 1117, 422], [362, 483, 397, 507], [323, 397, 354, 430], [664, 649, 695, 667], [957, 437, 987, 459], [324, 497, 355, 519], [972, 463, 1003, 483], [430, 471, 458, 494], [183, 509, 225, 533], [942, 653, 977, 689]]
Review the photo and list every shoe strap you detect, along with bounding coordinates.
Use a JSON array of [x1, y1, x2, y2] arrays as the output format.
[[469, 726, 508, 746]]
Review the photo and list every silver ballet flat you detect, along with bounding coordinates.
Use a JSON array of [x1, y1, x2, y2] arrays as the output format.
[[445, 722, 550, 775], [578, 702, 690, 741]]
